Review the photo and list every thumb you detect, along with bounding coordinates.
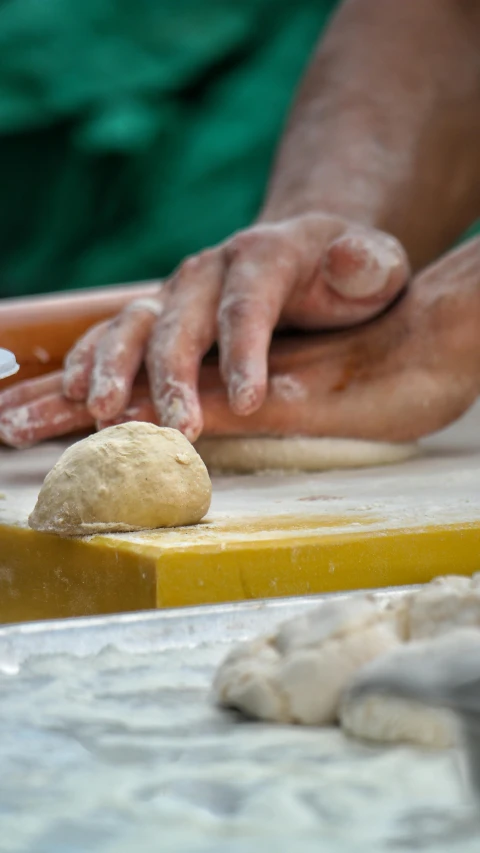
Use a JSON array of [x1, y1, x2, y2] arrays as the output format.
[[323, 229, 410, 303]]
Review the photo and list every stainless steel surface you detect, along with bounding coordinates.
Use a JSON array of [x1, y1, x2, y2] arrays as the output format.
[[0, 586, 412, 660], [2, 586, 479, 853]]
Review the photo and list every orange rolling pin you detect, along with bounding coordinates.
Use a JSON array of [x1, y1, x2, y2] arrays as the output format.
[[0, 281, 159, 387]]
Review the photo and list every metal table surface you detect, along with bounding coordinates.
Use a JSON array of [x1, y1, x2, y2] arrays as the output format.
[[1, 589, 479, 853]]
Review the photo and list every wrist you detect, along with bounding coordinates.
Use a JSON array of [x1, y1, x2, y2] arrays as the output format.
[[258, 107, 394, 229], [258, 0, 480, 268]]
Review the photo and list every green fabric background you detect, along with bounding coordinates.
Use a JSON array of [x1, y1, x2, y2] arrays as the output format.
[[0, 0, 477, 297], [0, 0, 338, 296]]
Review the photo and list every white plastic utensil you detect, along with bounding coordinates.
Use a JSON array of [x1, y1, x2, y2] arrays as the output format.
[[0, 348, 19, 380]]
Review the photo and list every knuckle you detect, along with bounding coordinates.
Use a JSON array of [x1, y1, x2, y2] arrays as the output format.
[[226, 226, 297, 270], [123, 297, 163, 318], [176, 248, 217, 280], [218, 295, 250, 328], [218, 294, 267, 329], [179, 255, 202, 276], [227, 231, 258, 258], [149, 310, 180, 361]]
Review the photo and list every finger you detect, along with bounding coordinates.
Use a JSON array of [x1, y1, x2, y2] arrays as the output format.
[[0, 395, 94, 448], [147, 251, 223, 441], [96, 379, 154, 429], [100, 356, 326, 439], [218, 235, 297, 416], [63, 321, 110, 401], [196, 334, 389, 439], [0, 371, 63, 415], [96, 397, 158, 431], [98, 339, 381, 441], [323, 230, 409, 302], [87, 298, 163, 421]]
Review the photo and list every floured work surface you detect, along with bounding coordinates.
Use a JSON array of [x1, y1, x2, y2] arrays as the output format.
[[0, 595, 478, 853], [2, 405, 480, 622]]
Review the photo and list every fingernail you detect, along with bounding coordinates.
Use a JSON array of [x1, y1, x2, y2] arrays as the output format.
[[156, 381, 202, 440], [228, 375, 262, 415], [88, 373, 128, 419], [324, 236, 399, 298], [183, 422, 201, 443]]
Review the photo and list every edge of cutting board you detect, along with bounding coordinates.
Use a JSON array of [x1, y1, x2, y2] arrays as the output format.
[[0, 518, 479, 622]]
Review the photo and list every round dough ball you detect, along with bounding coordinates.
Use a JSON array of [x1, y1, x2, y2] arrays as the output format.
[[28, 423, 212, 536]]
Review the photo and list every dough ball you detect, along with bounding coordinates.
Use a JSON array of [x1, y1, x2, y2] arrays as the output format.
[[406, 575, 480, 641], [195, 436, 418, 473], [28, 422, 212, 536], [340, 693, 456, 748], [213, 595, 403, 725]]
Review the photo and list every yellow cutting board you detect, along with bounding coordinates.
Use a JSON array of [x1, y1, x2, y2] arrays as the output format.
[[1, 406, 480, 623]]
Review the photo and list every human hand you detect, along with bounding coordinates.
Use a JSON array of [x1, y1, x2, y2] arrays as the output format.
[[57, 214, 408, 441], [100, 237, 480, 443], [1, 237, 478, 448]]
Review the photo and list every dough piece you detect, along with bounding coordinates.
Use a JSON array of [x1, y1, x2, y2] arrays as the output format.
[[213, 595, 404, 725], [195, 436, 418, 473], [28, 422, 211, 536], [214, 576, 480, 747], [340, 693, 456, 748], [343, 629, 480, 748], [405, 575, 480, 641]]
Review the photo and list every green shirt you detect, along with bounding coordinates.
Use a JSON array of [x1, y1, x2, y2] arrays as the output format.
[[0, 0, 477, 297]]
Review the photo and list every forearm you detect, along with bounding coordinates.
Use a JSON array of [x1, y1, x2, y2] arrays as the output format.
[[260, 0, 480, 270]]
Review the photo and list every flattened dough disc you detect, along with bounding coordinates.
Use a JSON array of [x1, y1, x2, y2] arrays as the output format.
[[195, 436, 419, 473]]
